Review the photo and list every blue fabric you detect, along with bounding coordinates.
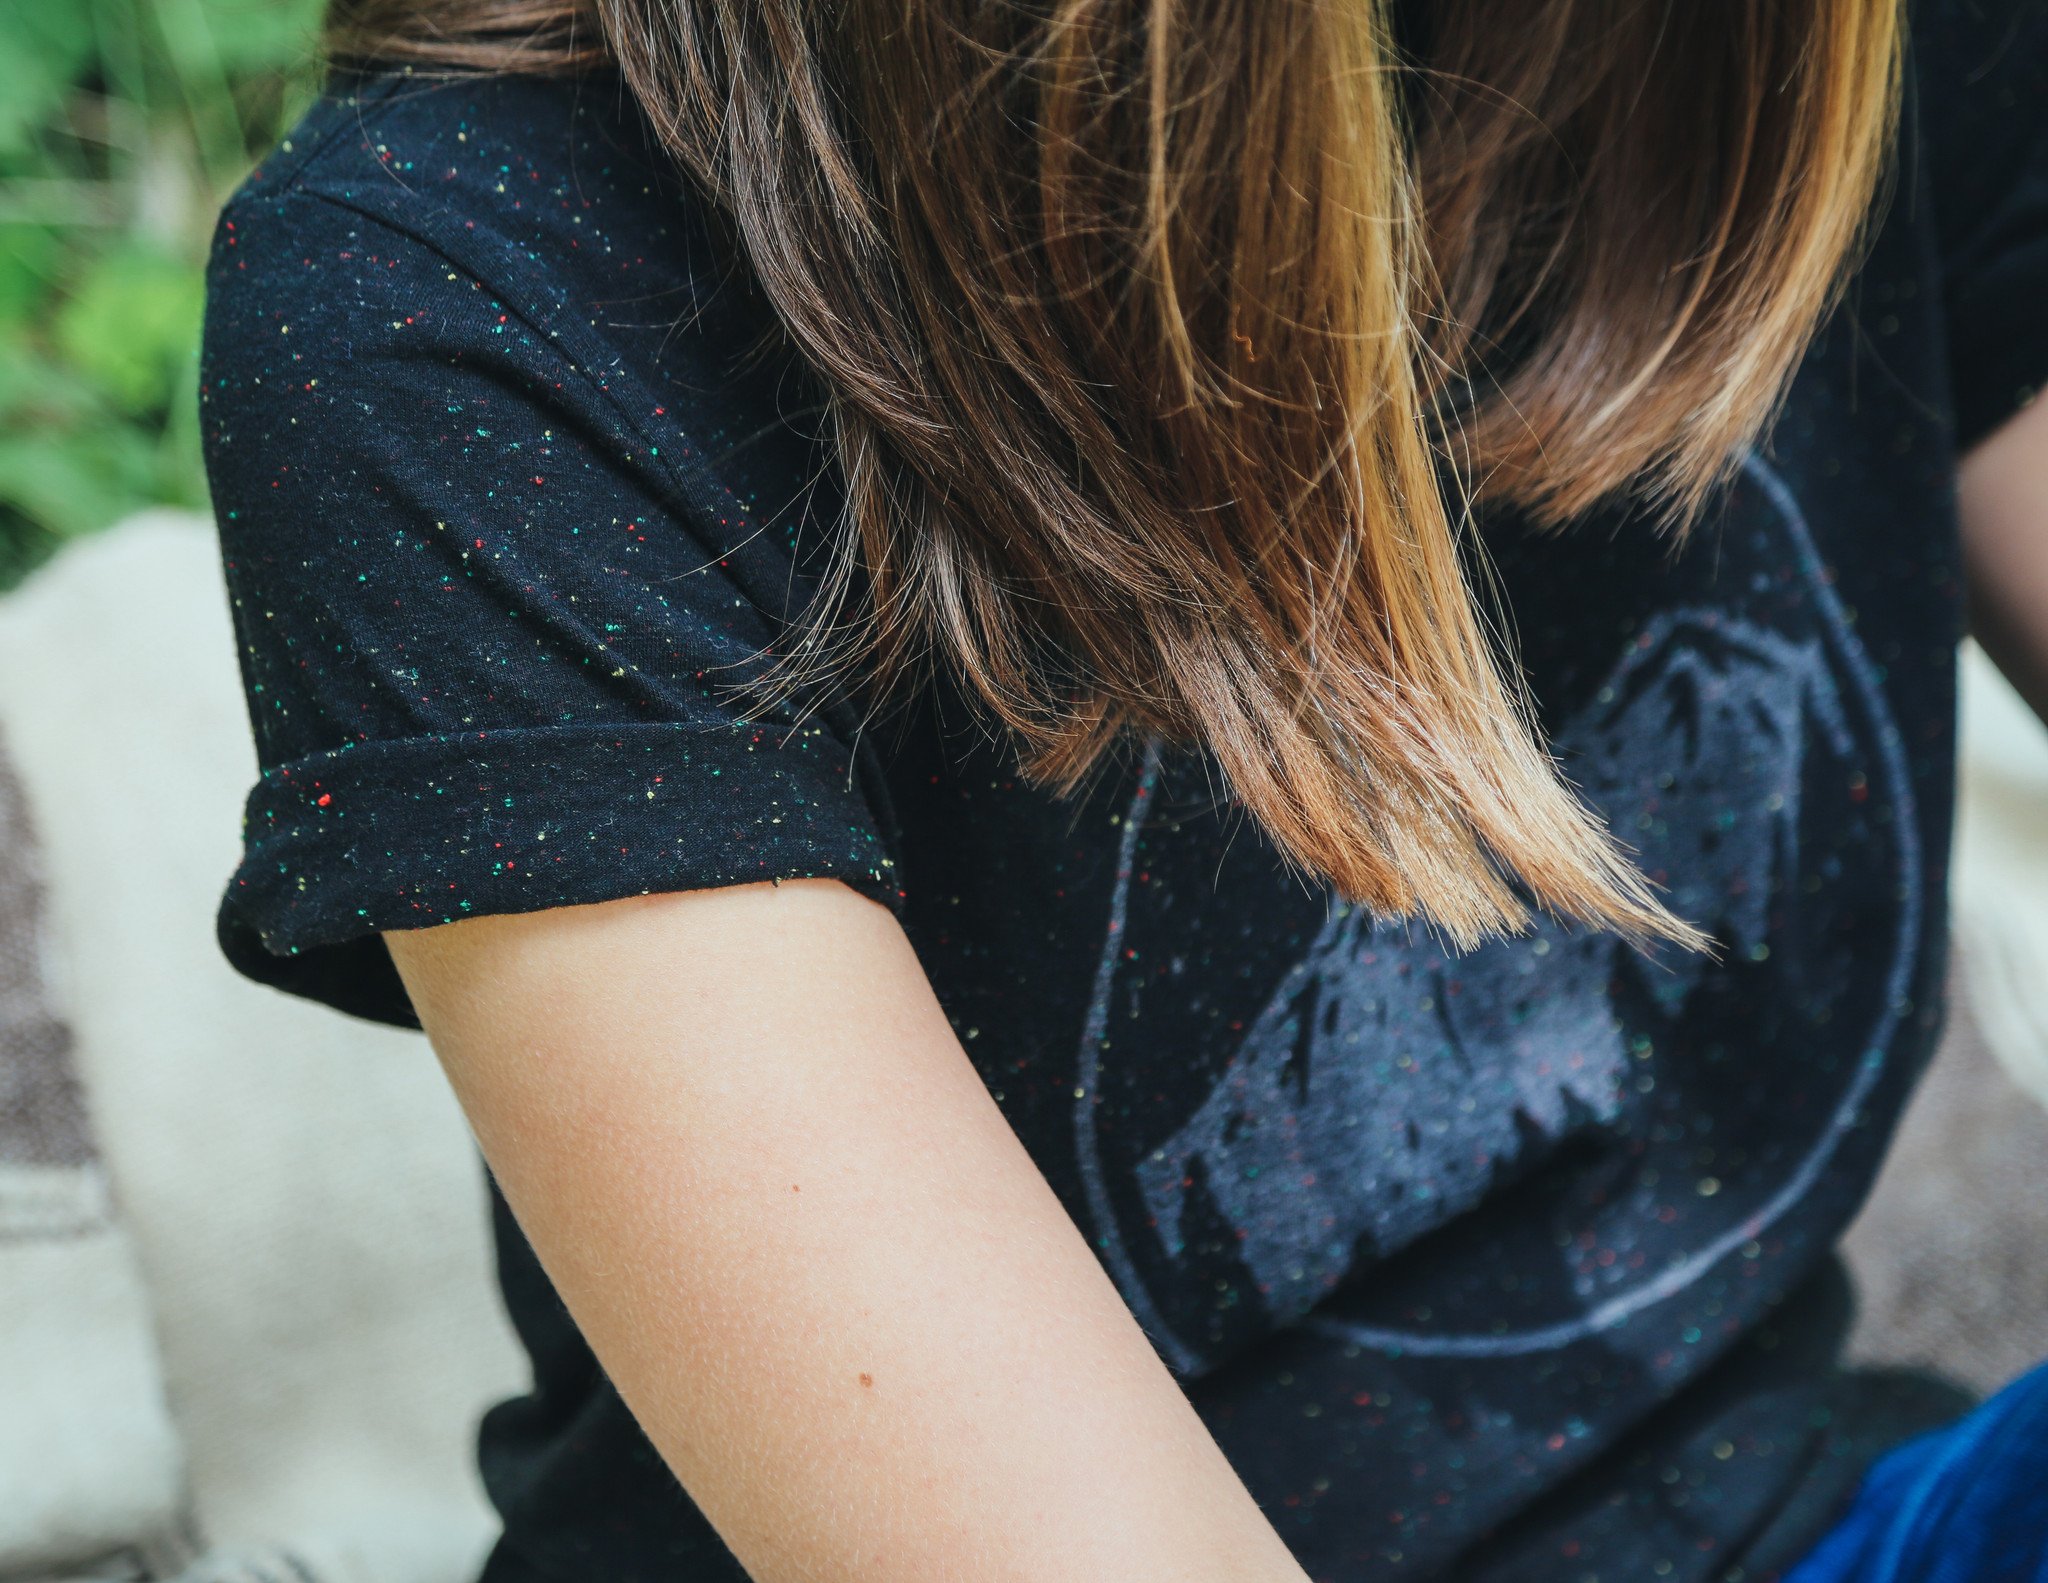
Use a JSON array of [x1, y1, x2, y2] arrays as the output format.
[[1788, 1358, 2048, 1583]]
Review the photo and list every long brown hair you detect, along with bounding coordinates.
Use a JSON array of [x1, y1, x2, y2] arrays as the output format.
[[327, 0, 1902, 950]]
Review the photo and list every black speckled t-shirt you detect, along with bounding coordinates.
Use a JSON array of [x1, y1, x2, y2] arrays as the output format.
[[201, 5, 2048, 1580]]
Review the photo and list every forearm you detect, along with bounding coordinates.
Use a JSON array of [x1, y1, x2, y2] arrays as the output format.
[[1960, 392, 2048, 719], [389, 881, 1311, 1583]]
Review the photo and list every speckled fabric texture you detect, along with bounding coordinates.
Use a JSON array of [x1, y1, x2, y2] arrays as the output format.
[[199, 2, 2048, 1579]]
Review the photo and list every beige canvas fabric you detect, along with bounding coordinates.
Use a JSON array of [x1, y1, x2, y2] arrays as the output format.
[[0, 726, 193, 1578], [0, 515, 525, 1583], [1838, 642, 2048, 1395], [1950, 642, 2048, 1109]]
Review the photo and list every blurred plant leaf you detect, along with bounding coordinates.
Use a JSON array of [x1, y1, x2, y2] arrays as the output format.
[[0, 507, 60, 589], [53, 240, 205, 415], [0, 424, 159, 541], [0, 0, 325, 589], [0, 223, 62, 320], [193, 0, 325, 76], [0, 5, 99, 158], [0, 332, 108, 425]]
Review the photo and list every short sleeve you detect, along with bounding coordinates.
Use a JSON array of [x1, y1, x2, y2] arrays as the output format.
[[201, 185, 899, 1028], [1916, 0, 2048, 449]]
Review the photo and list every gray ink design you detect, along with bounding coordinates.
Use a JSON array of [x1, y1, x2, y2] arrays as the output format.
[[1570, 614, 1854, 1014], [1082, 453, 1919, 1357], [1133, 612, 1848, 1325], [1072, 738, 1204, 1375], [1302, 455, 1921, 1355], [1134, 902, 1624, 1322]]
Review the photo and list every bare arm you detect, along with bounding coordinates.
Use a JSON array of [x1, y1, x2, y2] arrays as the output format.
[[1960, 392, 2048, 718], [385, 878, 1311, 1583]]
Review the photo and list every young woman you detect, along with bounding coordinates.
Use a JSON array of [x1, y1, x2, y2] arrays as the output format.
[[200, 1, 2048, 1578]]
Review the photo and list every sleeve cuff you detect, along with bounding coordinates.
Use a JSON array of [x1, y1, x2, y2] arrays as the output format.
[[218, 718, 902, 1027]]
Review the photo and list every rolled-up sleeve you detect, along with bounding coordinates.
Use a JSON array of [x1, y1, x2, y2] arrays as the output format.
[[202, 189, 896, 1027]]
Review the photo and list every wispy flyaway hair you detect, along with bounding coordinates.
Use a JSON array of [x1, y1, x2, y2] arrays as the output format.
[[327, 0, 1903, 949]]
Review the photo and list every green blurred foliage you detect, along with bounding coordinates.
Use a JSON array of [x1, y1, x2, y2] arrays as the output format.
[[0, 0, 325, 590]]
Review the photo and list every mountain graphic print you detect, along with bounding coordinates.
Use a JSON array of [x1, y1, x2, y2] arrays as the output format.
[[1072, 458, 1922, 1376]]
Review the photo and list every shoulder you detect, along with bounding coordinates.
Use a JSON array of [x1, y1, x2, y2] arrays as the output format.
[[201, 63, 834, 590], [198, 68, 863, 808], [204, 65, 775, 422], [1908, 0, 2048, 240], [224, 65, 711, 278], [1902, 0, 2048, 443], [1910, 0, 2048, 88]]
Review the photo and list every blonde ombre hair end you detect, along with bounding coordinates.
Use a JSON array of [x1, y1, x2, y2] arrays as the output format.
[[327, 0, 1905, 951]]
